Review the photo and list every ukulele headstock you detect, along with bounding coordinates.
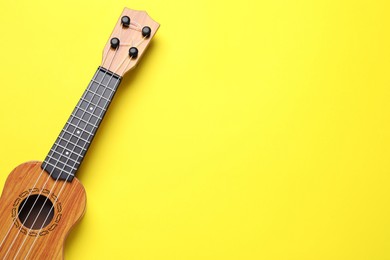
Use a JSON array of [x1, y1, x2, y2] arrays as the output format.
[[101, 8, 160, 76]]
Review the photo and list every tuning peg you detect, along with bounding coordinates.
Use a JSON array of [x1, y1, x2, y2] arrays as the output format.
[[110, 38, 120, 49], [142, 26, 152, 38], [121, 16, 131, 27], [129, 47, 138, 58]]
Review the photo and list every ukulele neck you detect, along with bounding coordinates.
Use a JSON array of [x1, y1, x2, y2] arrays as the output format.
[[41, 67, 122, 182]]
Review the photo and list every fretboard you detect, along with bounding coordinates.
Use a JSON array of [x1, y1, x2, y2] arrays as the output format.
[[42, 67, 122, 182]]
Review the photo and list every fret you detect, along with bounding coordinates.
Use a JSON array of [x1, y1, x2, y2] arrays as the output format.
[[60, 129, 85, 146], [45, 155, 70, 173], [49, 149, 81, 165], [74, 104, 103, 121], [83, 90, 94, 102], [50, 142, 84, 162], [91, 79, 116, 92], [83, 88, 111, 104], [47, 153, 79, 170], [65, 121, 94, 137], [43, 67, 122, 182], [79, 97, 108, 112], [56, 135, 88, 152], [61, 128, 91, 144], [85, 92, 101, 105], [82, 90, 110, 105], [71, 115, 99, 129], [54, 140, 86, 157], [89, 87, 115, 103], [69, 117, 97, 134], [45, 156, 75, 174], [73, 110, 101, 127], [103, 87, 114, 99], [43, 161, 74, 177], [92, 71, 116, 85], [96, 84, 105, 96], [50, 145, 80, 162], [48, 150, 80, 168]]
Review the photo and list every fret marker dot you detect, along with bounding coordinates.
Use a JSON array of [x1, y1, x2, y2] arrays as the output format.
[[65, 151, 69, 155]]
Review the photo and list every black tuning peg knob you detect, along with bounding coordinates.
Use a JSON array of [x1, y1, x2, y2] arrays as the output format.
[[110, 38, 120, 49], [142, 26, 152, 38], [121, 16, 131, 27], [129, 47, 138, 58]]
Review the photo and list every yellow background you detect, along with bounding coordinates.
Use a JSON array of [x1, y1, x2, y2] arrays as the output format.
[[0, 0, 390, 259]]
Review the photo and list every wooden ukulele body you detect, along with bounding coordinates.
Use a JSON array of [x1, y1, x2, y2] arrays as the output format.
[[0, 7, 159, 259], [0, 161, 86, 259]]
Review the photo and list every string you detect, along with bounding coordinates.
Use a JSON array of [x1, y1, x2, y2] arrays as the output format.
[[121, 58, 132, 76], [116, 36, 147, 75], [2, 170, 54, 258], [0, 51, 114, 244], [15, 55, 118, 260], [0, 51, 109, 247], [2, 67, 104, 259], [119, 24, 123, 40], [131, 21, 142, 31], [113, 37, 133, 73], [0, 80, 104, 258], [22, 61, 119, 260], [119, 35, 147, 47], [0, 166, 47, 249], [20, 41, 121, 260], [135, 36, 147, 48]]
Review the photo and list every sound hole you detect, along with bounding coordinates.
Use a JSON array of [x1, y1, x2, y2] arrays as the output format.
[[18, 195, 54, 230]]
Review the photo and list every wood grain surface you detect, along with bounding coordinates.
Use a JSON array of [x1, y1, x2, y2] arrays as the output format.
[[0, 161, 86, 259], [101, 8, 160, 76]]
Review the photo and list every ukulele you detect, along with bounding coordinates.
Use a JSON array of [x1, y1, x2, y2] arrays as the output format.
[[0, 8, 159, 259]]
